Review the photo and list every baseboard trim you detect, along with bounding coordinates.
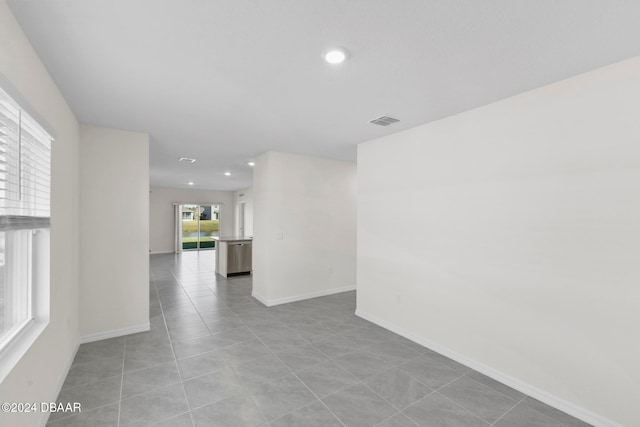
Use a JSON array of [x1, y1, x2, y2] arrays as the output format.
[[251, 292, 269, 306], [149, 250, 174, 255], [40, 338, 80, 427], [355, 309, 618, 427], [80, 322, 150, 344], [253, 285, 356, 307]]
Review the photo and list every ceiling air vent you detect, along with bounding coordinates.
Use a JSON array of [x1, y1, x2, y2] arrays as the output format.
[[369, 115, 400, 126]]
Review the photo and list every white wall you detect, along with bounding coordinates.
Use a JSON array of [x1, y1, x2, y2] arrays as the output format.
[[79, 125, 149, 339], [233, 187, 254, 237], [357, 58, 640, 426], [0, 3, 81, 426], [253, 151, 356, 305], [149, 187, 235, 253]]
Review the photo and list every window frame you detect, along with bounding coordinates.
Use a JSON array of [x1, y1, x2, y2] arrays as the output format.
[[0, 86, 52, 383]]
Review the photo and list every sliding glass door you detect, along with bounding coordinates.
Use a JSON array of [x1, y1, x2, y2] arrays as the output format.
[[181, 204, 219, 250]]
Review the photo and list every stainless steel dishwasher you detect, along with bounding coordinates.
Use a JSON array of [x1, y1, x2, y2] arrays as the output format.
[[226, 241, 252, 275]]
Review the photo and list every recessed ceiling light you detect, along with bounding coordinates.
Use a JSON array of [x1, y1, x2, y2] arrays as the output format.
[[323, 47, 349, 64], [247, 161, 255, 167], [179, 157, 196, 163], [224, 172, 231, 176], [188, 181, 194, 186]]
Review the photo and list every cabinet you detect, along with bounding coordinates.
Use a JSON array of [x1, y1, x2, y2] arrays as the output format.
[[214, 237, 252, 277]]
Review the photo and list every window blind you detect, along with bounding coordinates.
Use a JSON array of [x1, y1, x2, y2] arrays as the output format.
[[0, 88, 52, 231]]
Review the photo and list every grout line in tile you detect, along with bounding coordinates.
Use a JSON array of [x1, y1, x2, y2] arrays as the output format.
[[375, 409, 420, 427], [443, 375, 521, 426], [434, 390, 496, 426], [117, 335, 126, 427], [403, 387, 438, 405], [490, 395, 528, 426], [429, 372, 465, 393], [155, 267, 196, 427]]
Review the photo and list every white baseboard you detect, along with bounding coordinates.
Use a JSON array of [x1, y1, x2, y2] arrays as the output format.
[[251, 291, 269, 306], [80, 322, 150, 344], [355, 309, 618, 427], [40, 338, 80, 427], [253, 285, 356, 307], [149, 250, 174, 255]]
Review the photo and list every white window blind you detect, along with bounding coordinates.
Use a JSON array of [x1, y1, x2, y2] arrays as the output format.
[[0, 87, 51, 229]]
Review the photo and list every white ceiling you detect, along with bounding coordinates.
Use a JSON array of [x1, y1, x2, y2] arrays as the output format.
[[7, 0, 640, 191]]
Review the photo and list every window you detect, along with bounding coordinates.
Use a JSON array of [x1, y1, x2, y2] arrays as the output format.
[[0, 86, 52, 381]]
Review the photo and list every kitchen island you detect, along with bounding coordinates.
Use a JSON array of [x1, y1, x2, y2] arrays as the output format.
[[213, 236, 252, 277]]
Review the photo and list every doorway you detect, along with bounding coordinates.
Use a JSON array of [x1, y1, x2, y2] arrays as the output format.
[[180, 204, 220, 251]]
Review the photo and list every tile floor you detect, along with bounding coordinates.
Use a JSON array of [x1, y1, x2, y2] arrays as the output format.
[[47, 251, 591, 426]]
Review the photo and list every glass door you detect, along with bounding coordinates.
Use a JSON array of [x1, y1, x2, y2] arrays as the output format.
[[181, 204, 220, 250]]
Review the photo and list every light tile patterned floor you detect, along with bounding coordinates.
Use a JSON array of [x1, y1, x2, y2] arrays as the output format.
[[47, 251, 591, 426]]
